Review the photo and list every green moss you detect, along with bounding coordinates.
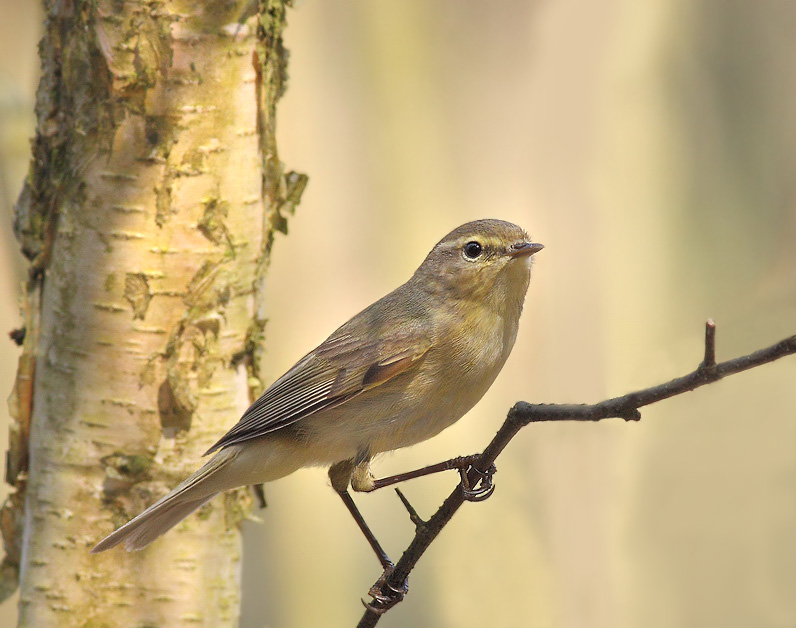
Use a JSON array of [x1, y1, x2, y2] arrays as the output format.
[[16, 1, 116, 264], [100, 453, 154, 481]]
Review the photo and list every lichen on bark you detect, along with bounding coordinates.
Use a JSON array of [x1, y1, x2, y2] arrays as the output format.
[[246, 0, 308, 399]]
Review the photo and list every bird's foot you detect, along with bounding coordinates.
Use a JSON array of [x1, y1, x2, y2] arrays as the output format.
[[363, 565, 409, 614], [459, 463, 497, 502]]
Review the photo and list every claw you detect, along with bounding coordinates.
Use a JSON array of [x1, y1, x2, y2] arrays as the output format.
[[385, 577, 409, 597], [361, 598, 389, 615], [459, 463, 497, 502], [364, 565, 409, 613]]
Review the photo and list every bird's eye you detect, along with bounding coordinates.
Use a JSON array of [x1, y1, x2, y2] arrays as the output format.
[[463, 241, 483, 259]]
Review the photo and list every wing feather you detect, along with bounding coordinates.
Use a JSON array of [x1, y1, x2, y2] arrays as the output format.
[[204, 328, 432, 454]]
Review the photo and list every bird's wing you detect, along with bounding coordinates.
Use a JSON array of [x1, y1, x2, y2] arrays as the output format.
[[204, 327, 432, 454]]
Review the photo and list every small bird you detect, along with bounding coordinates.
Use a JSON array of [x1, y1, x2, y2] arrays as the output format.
[[92, 219, 543, 554]]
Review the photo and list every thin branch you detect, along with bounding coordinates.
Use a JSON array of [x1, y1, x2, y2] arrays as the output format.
[[394, 488, 426, 529], [703, 318, 716, 368], [357, 325, 796, 626]]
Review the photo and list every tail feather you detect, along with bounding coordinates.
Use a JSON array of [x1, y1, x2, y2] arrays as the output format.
[[92, 450, 233, 553], [92, 494, 216, 553]]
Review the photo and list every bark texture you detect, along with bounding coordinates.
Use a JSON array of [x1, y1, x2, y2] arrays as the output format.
[[3, 0, 304, 624]]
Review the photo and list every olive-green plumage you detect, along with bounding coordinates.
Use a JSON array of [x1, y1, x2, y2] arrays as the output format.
[[92, 219, 543, 552]]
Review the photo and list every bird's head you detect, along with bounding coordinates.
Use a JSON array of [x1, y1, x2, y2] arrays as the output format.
[[413, 219, 543, 306]]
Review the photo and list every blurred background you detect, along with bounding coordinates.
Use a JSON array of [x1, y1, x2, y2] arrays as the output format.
[[2, 0, 796, 626]]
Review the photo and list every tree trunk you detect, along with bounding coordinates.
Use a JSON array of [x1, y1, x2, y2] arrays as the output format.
[[3, 1, 304, 624]]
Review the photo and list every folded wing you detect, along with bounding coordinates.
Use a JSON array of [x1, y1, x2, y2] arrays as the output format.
[[205, 328, 432, 455]]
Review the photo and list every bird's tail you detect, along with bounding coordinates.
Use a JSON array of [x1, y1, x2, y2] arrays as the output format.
[[91, 449, 235, 553]]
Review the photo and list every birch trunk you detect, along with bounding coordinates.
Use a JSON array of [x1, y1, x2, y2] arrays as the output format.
[[3, 1, 304, 624]]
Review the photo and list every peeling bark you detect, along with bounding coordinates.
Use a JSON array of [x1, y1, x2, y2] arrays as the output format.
[[4, 1, 304, 624]]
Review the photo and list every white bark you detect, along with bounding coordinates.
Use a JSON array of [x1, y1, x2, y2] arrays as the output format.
[[5, 1, 304, 624]]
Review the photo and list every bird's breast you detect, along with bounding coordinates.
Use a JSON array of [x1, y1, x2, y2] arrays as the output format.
[[363, 300, 520, 454], [295, 298, 523, 463]]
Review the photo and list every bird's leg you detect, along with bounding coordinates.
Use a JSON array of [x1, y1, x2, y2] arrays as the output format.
[[329, 459, 393, 570], [366, 455, 480, 489], [330, 459, 412, 609], [337, 490, 394, 570], [356, 454, 497, 501]]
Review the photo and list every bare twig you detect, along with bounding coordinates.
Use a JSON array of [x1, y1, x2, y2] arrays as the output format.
[[394, 488, 426, 529], [702, 319, 716, 368], [357, 324, 796, 627]]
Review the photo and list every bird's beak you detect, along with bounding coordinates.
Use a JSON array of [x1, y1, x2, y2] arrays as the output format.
[[508, 241, 544, 258]]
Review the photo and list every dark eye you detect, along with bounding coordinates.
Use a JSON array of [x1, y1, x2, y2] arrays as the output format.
[[463, 241, 483, 259]]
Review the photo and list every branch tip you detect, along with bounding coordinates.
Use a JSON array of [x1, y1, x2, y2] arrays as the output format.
[[394, 488, 426, 529], [702, 319, 717, 368]]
